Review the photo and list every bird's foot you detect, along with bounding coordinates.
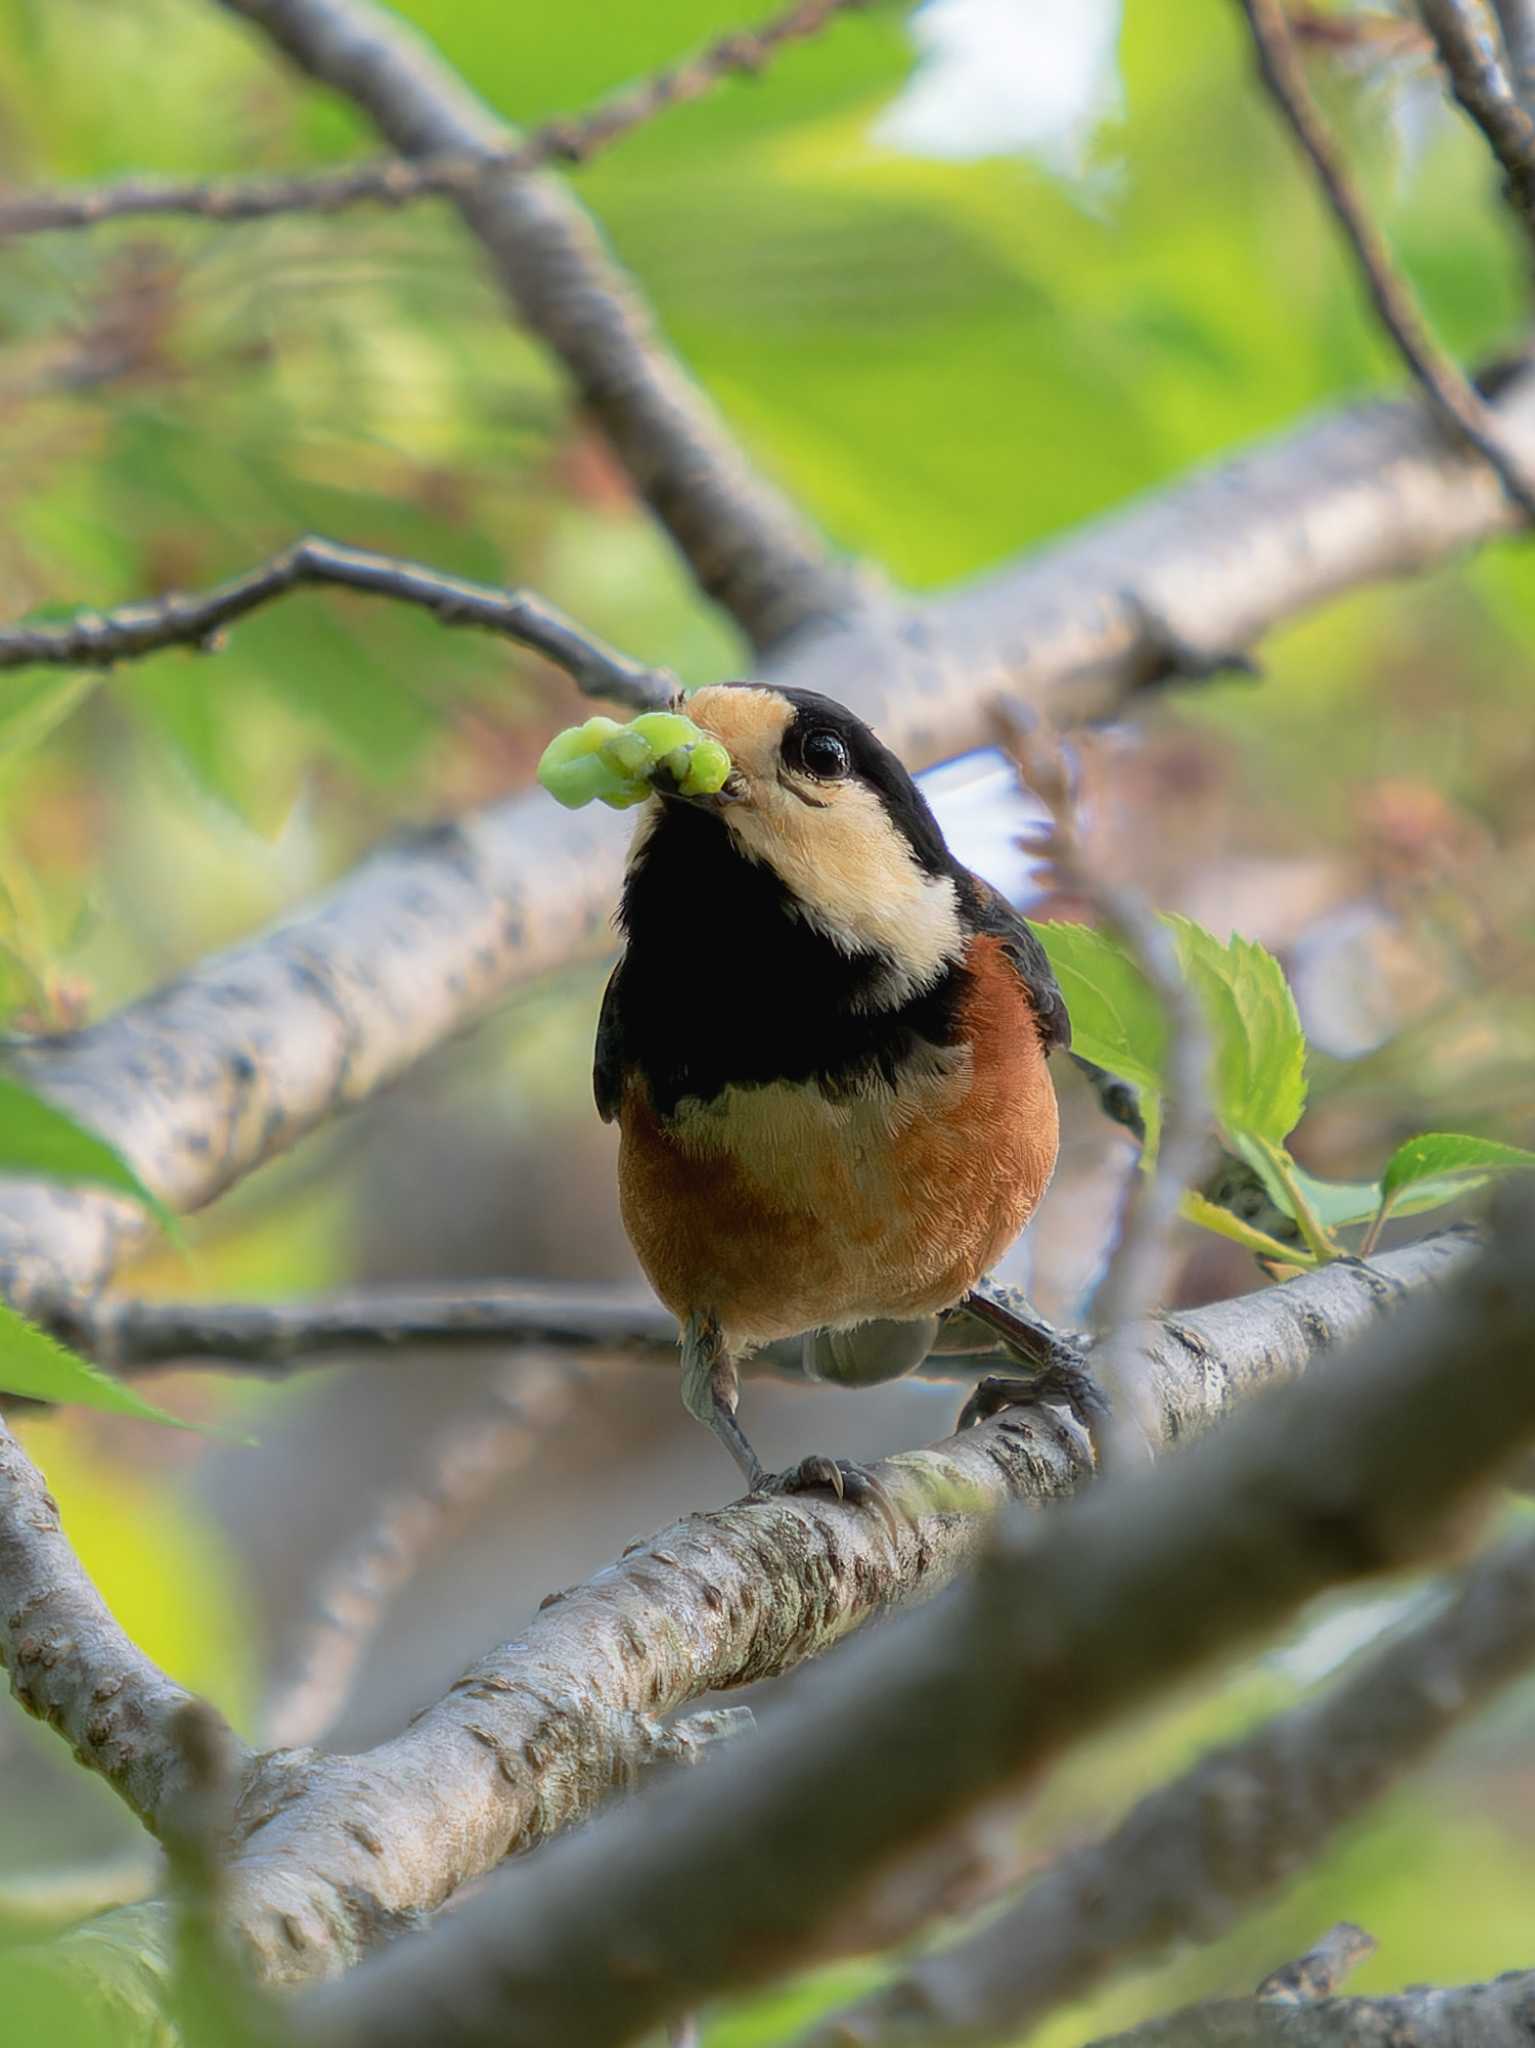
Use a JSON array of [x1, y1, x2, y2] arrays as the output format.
[[955, 1354, 1109, 1446], [755, 1454, 899, 1526]]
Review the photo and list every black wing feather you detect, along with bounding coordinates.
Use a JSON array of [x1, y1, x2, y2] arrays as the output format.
[[593, 957, 628, 1124], [961, 875, 1071, 1054]]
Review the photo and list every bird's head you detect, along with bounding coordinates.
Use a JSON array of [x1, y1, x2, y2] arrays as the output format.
[[634, 683, 966, 1000]]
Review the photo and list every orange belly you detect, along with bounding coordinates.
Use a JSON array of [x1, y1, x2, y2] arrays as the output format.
[[617, 938, 1059, 1350]]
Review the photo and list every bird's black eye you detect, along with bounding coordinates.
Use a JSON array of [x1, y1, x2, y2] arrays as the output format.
[[795, 727, 851, 780]]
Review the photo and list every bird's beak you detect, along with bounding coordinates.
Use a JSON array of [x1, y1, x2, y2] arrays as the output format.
[[657, 767, 748, 808]]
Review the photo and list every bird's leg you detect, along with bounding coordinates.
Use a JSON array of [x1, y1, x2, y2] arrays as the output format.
[[680, 1312, 897, 1519], [951, 1279, 1108, 1445], [680, 1311, 767, 1492]]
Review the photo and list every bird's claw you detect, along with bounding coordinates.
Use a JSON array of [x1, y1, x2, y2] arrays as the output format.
[[955, 1357, 1110, 1443], [756, 1454, 899, 1528]]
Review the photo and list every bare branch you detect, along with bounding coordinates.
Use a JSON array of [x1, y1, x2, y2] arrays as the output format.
[[1418, 0, 1535, 243], [5, 375, 1533, 1317], [1257, 1924, 1378, 2003], [806, 1528, 1535, 2045], [0, 536, 673, 710], [212, 0, 862, 647], [282, 1200, 1535, 2048], [262, 1361, 581, 1747], [1084, 1966, 1535, 2047], [0, 1411, 242, 1832], [0, 0, 870, 239], [37, 1281, 675, 1376], [1237, 0, 1535, 515]]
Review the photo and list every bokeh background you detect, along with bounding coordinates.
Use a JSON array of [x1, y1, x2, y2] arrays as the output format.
[[2, 0, 1534, 2038]]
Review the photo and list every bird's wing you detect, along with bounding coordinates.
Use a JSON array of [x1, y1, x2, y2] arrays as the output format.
[[593, 956, 628, 1124], [963, 875, 1071, 1054]]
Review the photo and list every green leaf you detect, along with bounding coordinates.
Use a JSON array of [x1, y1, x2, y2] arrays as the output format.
[[1291, 1166, 1486, 1230], [0, 1300, 186, 1424], [0, 1075, 179, 1240], [1181, 1189, 1316, 1267], [1380, 1132, 1535, 1206], [1030, 920, 1167, 1097], [1167, 917, 1307, 1147]]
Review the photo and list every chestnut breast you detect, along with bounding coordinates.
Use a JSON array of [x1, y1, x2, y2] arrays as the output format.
[[617, 936, 1058, 1351]]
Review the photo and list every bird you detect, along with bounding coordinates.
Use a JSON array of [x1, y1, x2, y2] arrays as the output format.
[[595, 681, 1088, 1501]]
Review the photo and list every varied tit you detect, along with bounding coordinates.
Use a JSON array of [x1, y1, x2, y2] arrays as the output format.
[[596, 683, 1081, 1502]]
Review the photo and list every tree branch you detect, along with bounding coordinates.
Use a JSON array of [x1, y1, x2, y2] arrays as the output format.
[[25, 1232, 1476, 2020], [1236, 0, 1535, 516], [1418, 0, 1535, 245], [212, 0, 862, 647], [1085, 1966, 1535, 2047], [281, 1201, 1535, 2048], [0, 0, 870, 238], [4, 373, 1533, 1317], [804, 1526, 1535, 2045], [0, 537, 674, 708], [0, 1410, 242, 1833], [39, 1281, 675, 1376]]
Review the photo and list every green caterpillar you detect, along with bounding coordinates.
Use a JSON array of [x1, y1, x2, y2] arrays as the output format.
[[537, 711, 732, 811]]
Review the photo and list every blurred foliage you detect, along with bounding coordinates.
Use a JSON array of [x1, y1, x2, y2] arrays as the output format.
[[0, 0, 1533, 2041]]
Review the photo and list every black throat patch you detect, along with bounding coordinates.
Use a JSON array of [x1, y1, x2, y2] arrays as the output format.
[[600, 799, 967, 1120]]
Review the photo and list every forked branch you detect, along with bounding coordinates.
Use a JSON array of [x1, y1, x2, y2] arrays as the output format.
[[0, 537, 674, 710]]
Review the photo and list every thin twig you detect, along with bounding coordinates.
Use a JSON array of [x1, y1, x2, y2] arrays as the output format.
[[214, 0, 860, 647], [1085, 1966, 1535, 2047], [0, 0, 871, 240], [1238, 0, 1535, 516], [0, 535, 673, 708], [1418, 0, 1535, 246], [38, 1280, 677, 1377], [262, 1361, 580, 1747], [1257, 1922, 1378, 2003]]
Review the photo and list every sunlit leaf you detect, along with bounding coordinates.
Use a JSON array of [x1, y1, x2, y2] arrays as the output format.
[[1380, 1133, 1535, 1208], [1168, 917, 1307, 1147], [1030, 919, 1167, 1097]]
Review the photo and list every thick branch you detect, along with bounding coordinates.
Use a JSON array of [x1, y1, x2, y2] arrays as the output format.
[[40, 1235, 1475, 2010], [1419, 0, 1535, 241], [4, 375, 1533, 1315], [0, 1411, 239, 1832], [284, 1205, 1535, 2047], [0, 537, 673, 708], [1237, 0, 1535, 514], [806, 1525, 1535, 2046], [1085, 1969, 1535, 2047], [213, 0, 860, 646], [0, 0, 868, 238]]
